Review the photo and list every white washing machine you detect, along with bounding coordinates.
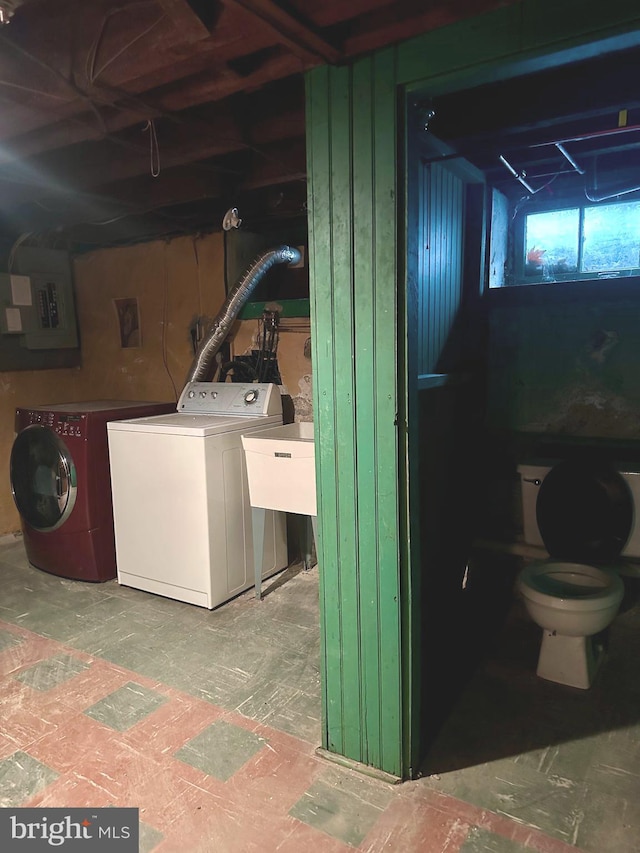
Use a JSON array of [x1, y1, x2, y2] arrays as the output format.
[[107, 382, 288, 608]]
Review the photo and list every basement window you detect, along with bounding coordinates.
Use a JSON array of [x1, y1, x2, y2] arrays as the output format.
[[520, 199, 640, 283]]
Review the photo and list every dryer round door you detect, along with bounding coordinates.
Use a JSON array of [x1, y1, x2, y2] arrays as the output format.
[[10, 425, 77, 532]]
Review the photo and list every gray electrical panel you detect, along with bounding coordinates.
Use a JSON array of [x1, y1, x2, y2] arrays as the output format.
[[0, 248, 80, 370]]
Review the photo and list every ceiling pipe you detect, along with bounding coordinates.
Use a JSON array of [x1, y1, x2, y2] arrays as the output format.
[[555, 143, 585, 175], [498, 154, 535, 194], [585, 153, 640, 202], [530, 123, 640, 149]]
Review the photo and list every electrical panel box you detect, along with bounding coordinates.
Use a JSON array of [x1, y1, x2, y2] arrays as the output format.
[[0, 248, 80, 370]]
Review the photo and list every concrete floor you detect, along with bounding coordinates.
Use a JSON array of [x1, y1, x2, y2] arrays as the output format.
[[0, 535, 638, 851], [422, 580, 640, 853]]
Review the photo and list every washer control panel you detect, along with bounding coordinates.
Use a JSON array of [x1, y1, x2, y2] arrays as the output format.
[[177, 381, 282, 417]]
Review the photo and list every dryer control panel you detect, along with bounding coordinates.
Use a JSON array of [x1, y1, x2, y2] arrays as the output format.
[[177, 382, 282, 417], [19, 410, 86, 439]]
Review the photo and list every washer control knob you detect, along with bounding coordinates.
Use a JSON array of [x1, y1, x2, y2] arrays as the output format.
[[188, 390, 196, 399], [244, 389, 259, 405], [200, 391, 207, 398], [211, 391, 217, 399]]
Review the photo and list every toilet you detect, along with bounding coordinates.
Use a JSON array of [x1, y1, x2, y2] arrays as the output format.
[[517, 456, 639, 689]]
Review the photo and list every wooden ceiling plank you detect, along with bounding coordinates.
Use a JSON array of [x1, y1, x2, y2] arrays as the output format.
[[152, 49, 303, 110], [92, 138, 306, 214], [0, 135, 306, 232], [0, 0, 223, 138], [0, 5, 155, 139], [0, 96, 306, 201], [241, 137, 306, 189], [154, 0, 213, 41], [113, 32, 274, 95], [0, 16, 277, 142], [0, 46, 302, 157], [93, 2, 270, 90], [0, 0, 536, 235], [287, 0, 391, 29], [0, 90, 304, 165], [96, 166, 223, 208], [225, 0, 341, 64], [0, 99, 93, 143]]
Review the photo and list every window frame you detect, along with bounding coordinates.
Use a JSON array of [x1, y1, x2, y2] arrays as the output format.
[[513, 196, 640, 285]]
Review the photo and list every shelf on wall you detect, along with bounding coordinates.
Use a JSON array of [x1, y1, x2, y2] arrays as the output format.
[[417, 373, 471, 389], [239, 299, 310, 319]]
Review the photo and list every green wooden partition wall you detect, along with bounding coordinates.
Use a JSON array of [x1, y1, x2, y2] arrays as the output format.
[[306, 0, 640, 780], [306, 53, 403, 775]]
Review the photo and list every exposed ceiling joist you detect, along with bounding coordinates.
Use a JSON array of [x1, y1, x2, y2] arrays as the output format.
[[292, 0, 390, 29], [0, 48, 302, 161], [427, 43, 640, 200], [0, 0, 624, 251], [155, 0, 215, 41], [242, 137, 307, 189], [0, 97, 305, 202], [12, 137, 306, 237], [226, 0, 341, 64]]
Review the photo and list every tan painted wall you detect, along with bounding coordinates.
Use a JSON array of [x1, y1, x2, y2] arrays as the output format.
[[72, 234, 225, 401], [0, 232, 313, 535], [0, 233, 225, 535]]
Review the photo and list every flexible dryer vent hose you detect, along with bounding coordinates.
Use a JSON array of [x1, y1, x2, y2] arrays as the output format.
[[184, 244, 301, 385]]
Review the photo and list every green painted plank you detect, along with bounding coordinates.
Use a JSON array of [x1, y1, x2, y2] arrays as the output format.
[[327, 64, 363, 762], [305, 66, 342, 754], [351, 56, 382, 770], [398, 0, 640, 94], [371, 48, 403, 776], [397, 3, 522, 89], [306, 0, 640, 782], [401, 100, 426, 776], [307, 58, 405, 777], [520, 0, 640, 53]]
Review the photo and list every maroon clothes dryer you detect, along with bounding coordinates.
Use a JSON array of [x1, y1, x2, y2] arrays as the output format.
[[10, 400, 175, 582]]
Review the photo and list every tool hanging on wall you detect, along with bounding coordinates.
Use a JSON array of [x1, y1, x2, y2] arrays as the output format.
[[256, 310, 279, 382], [218, 310, 281, 384]]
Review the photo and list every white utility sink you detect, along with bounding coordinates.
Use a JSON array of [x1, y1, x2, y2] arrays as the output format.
[[242, 421, 316, 516]]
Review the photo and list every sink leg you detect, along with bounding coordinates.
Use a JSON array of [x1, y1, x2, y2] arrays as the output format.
[[252, 507, 267, 600], [303, 515, 319, 571], [311, 516, 318, 564]]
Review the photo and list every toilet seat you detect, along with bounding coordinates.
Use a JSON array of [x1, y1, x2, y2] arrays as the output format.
[[536, 459, 633, 564], [519, 562, 623, 612]]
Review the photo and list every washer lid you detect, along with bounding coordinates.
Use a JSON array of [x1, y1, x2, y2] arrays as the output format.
[[536, 459, 633, 563], [106, 412, 282, 436]]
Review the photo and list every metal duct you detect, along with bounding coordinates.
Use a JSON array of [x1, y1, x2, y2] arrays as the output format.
[[184, 244, 302, 385]]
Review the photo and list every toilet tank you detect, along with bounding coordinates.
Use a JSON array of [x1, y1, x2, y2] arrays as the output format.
[[517, 463, 552, 549], [517, 462, 640, 559]]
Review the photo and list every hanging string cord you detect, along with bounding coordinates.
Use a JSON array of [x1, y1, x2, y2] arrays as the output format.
[[143, 119, 160, 177]]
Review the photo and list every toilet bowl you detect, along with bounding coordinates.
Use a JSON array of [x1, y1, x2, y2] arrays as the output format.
[[517, 560, 624, 689], [517, 456, 635, 688]]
